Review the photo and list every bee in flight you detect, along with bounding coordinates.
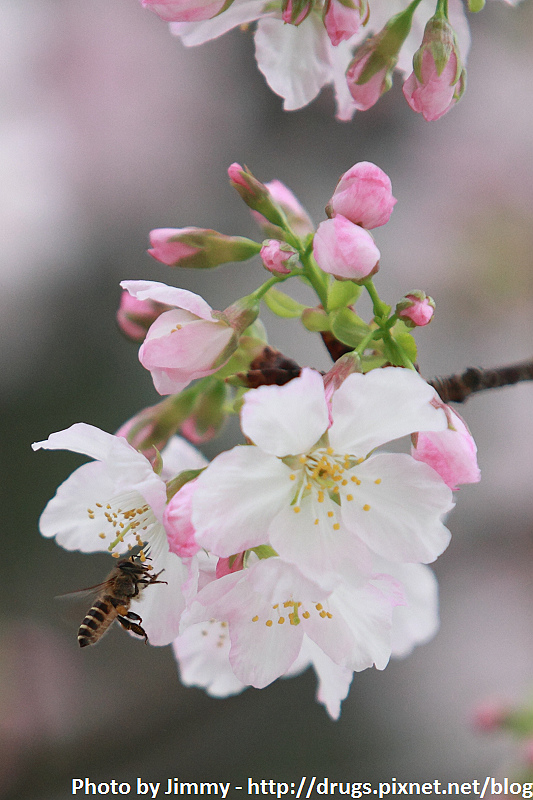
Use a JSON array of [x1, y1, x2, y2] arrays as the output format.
[[77, 556, 166, 648]]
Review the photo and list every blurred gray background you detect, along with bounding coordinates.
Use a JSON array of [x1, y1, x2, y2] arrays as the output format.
[[1, 0, 532, 796]]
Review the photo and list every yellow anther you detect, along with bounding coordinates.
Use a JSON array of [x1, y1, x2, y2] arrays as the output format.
[[98, 533, 106, 539], [327, 511, 334, 518], [351, 476, 361, 485], [341, 479, 348, 486], [299, 455, 307, 464], [363, 504, 371, 512], [294, 506, 301, 513], [374, 478, 382, 484], [112, 552, 120, 558], [319, 610, 327, 618], [96, 503, 103, 508], [221, 621, 227, 628], [314, 519, 319, 525], [333, 523, 340, 531], [266, 620, 273, 627], [332, 486, 339, 494], [273, 604, 279, 609], [303, 611, 310, 619], [346, 494, 353, 501], [252, 615, 259, 622], [316, 603, 323, 611], [327, 612, 333, 619], [317, 491, 324, 503], [306, 483, 312, 490], [278, 617, 285, 624], [357, 457, 364, 464], [290, 474, 296, 481]]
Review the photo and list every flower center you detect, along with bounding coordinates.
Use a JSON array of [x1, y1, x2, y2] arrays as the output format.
[[251, 598, 333, 627], [86, 490, 157, 557]]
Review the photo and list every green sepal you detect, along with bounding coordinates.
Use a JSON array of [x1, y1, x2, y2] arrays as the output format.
[[250, 544, 278, 560], [330, 307, 371, 348], [214, 335, 267, 380], [327, 279, 362, 311], [152, 447, 164, 476], [166, 468, 205, 502], [301, 307, 330, 333], [263, 287, 307, 319], [395, 332, 418, 364]]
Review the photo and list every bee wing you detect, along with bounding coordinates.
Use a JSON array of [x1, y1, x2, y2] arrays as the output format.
[[55, 579, 114, 601]]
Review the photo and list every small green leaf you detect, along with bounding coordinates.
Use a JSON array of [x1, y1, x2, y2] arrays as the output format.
[[330, 307, 370, 348], [263, 287, 306, 319], [395, 332, 418, 363], [327, 280, 362, 311], [166, 468, 205, 501], [301, 307, 330, 332]]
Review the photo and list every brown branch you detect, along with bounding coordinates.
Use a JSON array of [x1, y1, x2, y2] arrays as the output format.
[[428, 359, 533, 403]]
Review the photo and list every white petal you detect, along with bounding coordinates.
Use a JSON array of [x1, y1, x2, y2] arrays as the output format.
[[269, 494, 371, 590], [133, 549, 187, 646], [33, 422, 131, 463], [307, 580, 393, 671], [192, 446, 294, 555], [297, 637, 353, 720], [329, 38, 358, 121], [160, 435, 208, 481], [241, 368, 329, 457], [170, 0, 267, 45], [374, 560, 439, 658], [173, 621, 246, 697], [120, 279, 214, 320], [341, 453, 453, 563], [329, 367, 447, 456], [254, 16, 331, 110]]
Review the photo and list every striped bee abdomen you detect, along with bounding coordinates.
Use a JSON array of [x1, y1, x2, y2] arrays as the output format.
[[78, 597, 120, 647]]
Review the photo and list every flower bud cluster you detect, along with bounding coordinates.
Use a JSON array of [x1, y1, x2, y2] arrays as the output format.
[[33, 159, 480, 718]]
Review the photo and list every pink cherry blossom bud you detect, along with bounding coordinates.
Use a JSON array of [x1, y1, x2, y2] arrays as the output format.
[[163, 479, 200, 558], [260, 240, 299, 275], [396, 291, 435, 327], [116, 392, 196, 461], [148, 227, 260, 269], [216, 553, 245, 578], [471, 700, 510, 732], [345, 3, 419, 110], [412, 402, 480, 490], [313, 216, 380, 282], [121, 280, 241, 395], [180, 381, 229, 444], [281, 0, 313, 25], [402, 15, 466, 121], [326, 161, 397, 229], [140, 0, 227, 22], [323, 353, 362, 423], [228, 164, 286, 230], [323, 0, 367, 47], [116, 290, 172, 343]]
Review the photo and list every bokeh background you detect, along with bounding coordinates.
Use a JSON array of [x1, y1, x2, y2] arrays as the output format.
[[1, 0, 533, 796]]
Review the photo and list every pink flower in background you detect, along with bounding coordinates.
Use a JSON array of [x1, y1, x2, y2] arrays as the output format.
[[164, 479, 203, 558], [403, 14, 466, 121], [323, 0, 366, 47], [313, 216, 380, 281], [326, 162, 397, 229], [141, 0, 226, 22], [116, 290, 172, 342], [412, 403, 480, 490], [121, 280, 237, 395]]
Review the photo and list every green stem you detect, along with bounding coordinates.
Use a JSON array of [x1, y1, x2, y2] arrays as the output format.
[[252, 275, 289, 301], [435, 0, 449, 17], [361, 277, 390, 321], [300, 249, 330, 310]]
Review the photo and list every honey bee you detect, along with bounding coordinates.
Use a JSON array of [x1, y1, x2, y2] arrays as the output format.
[[77, 557, 166, 648]]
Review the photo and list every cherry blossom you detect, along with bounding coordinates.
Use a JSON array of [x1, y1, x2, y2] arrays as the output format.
[[191, 367, 454, 589], [31, 424, 205, 645], [325, 161, 397, 229], [144, 0, 471, 120], [121, 280, 238, 395], [313, 215, 380, 281]]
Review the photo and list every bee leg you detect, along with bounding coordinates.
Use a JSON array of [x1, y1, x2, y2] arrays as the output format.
[[117, 615, 149, 644], [124, 611, 142, 622]]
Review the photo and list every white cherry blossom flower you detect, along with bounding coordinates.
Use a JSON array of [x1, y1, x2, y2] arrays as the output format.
[[32, 424, 206, 645], [192, 367, 454, 589]]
